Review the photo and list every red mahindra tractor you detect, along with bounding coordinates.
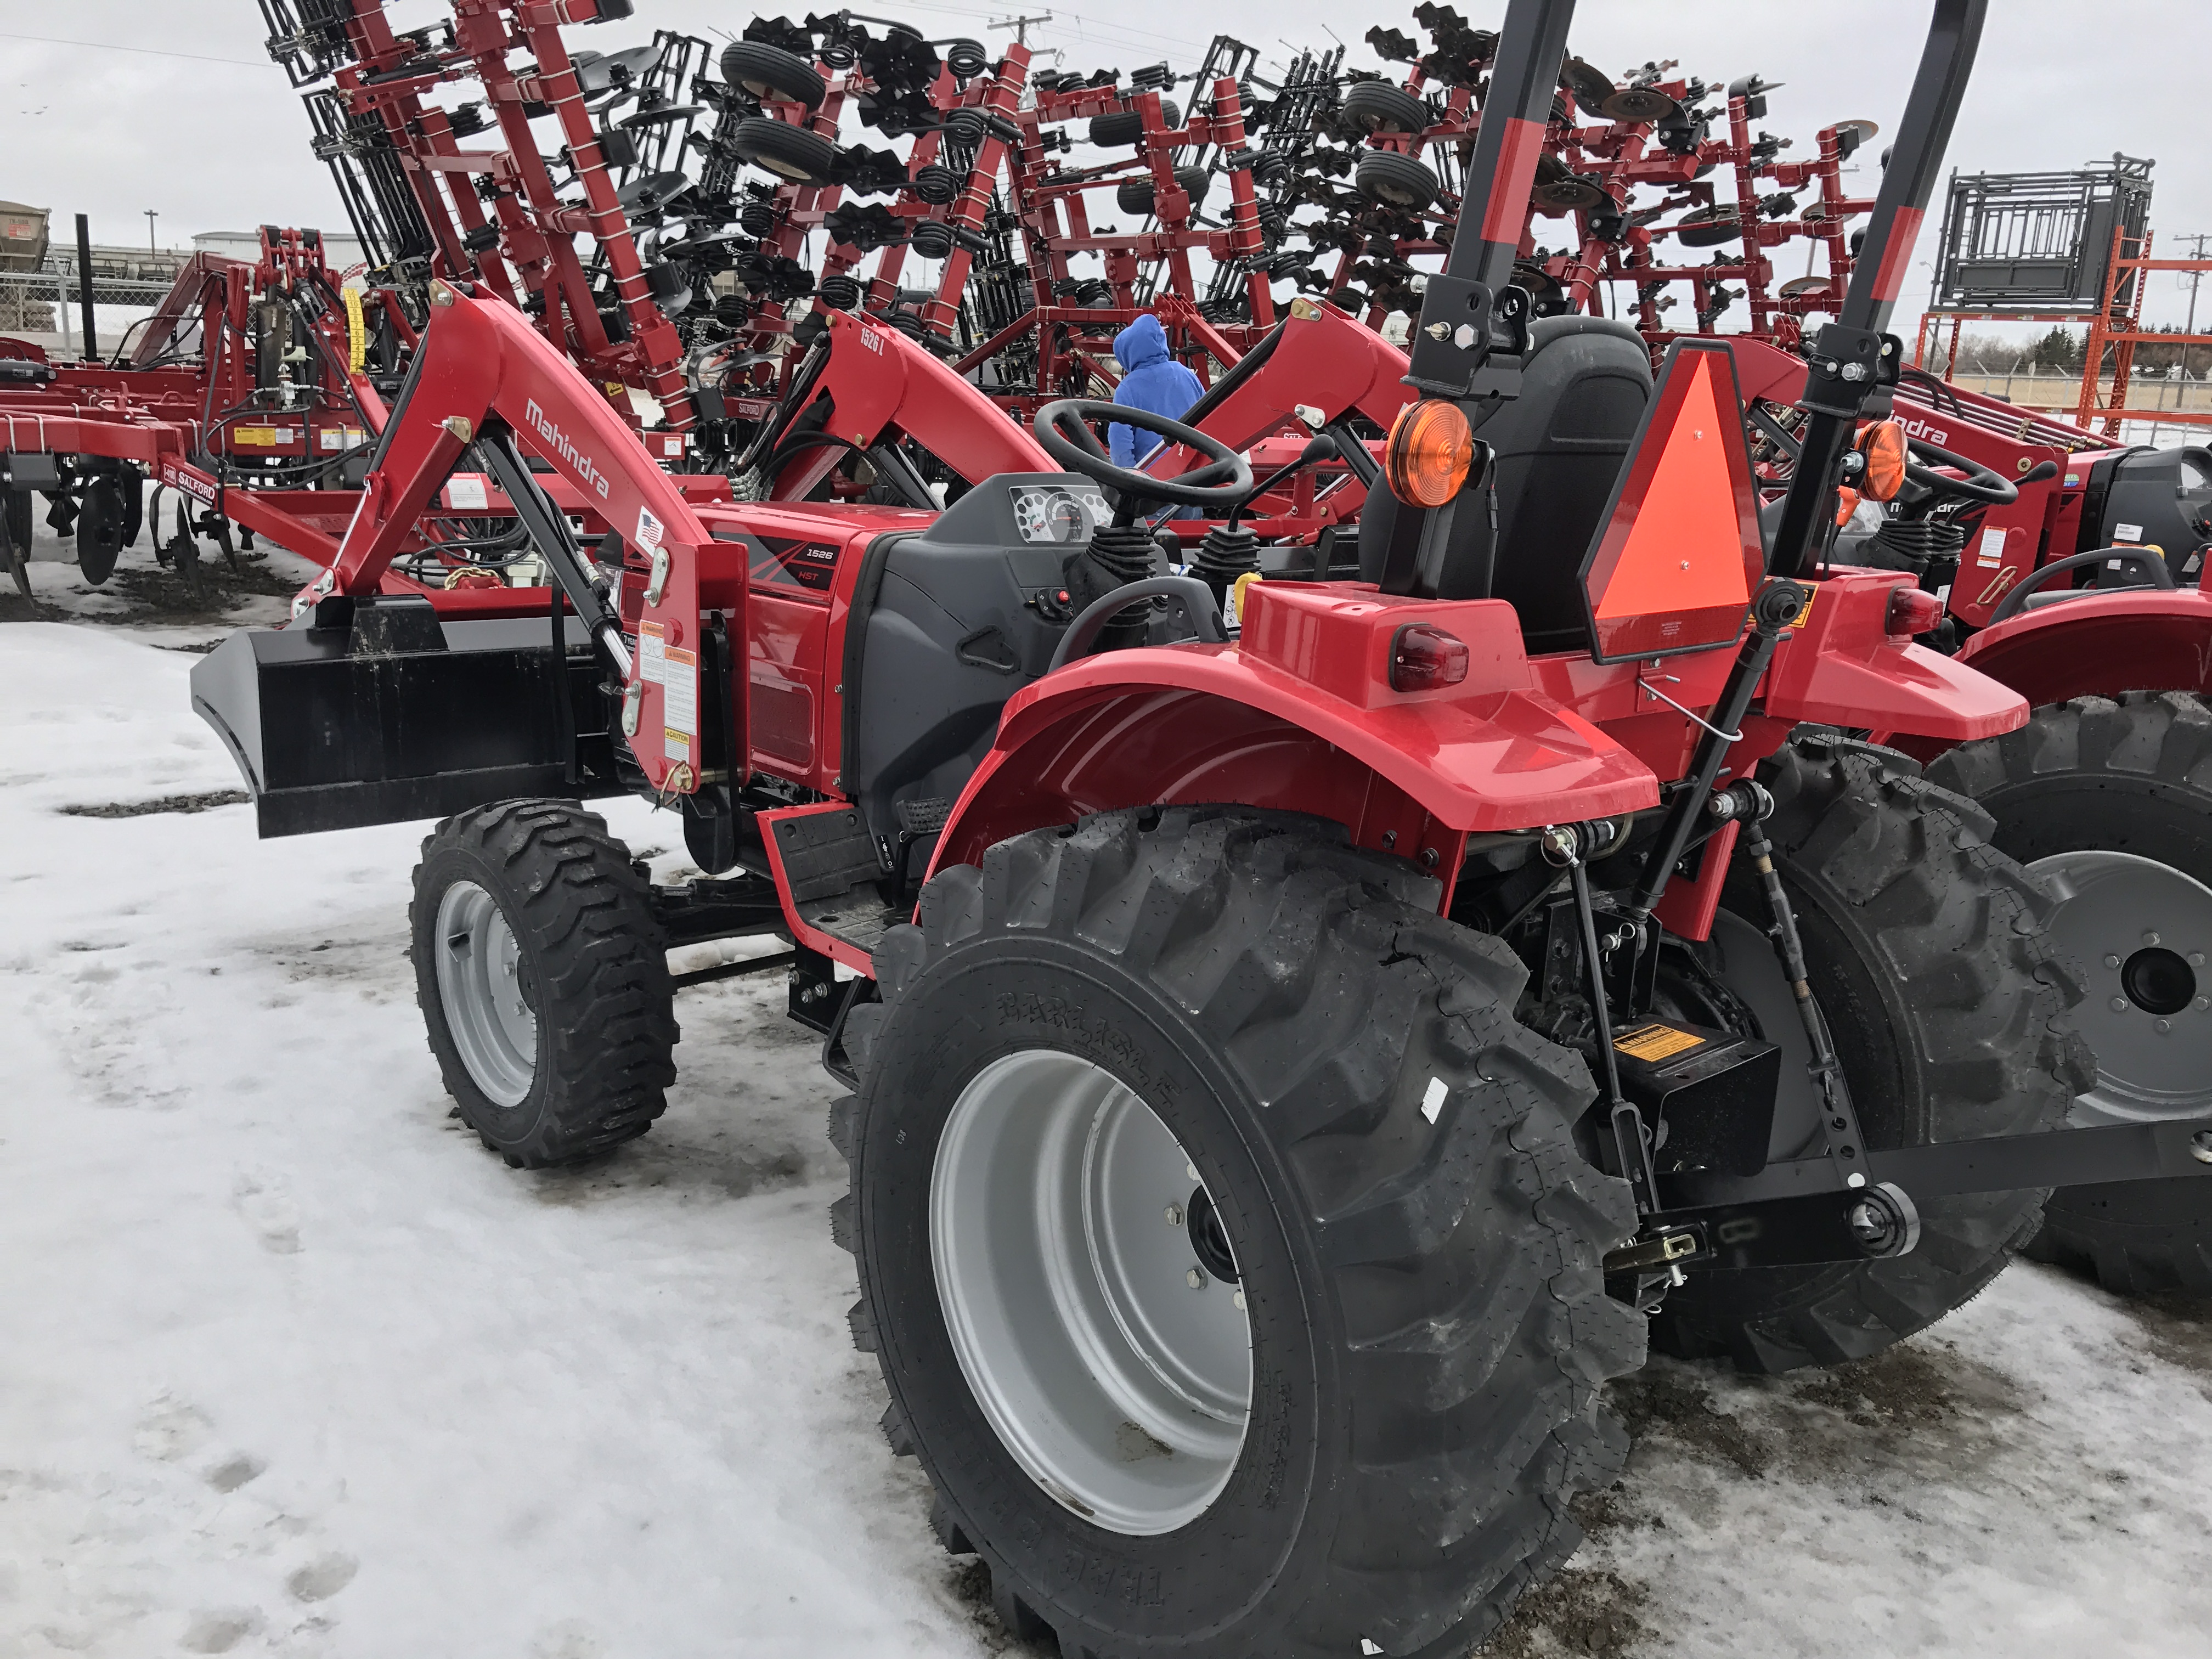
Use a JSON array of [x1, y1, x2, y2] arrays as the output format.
[[190, 0, 2210, 1650], [1712, 331, 2212, 1297]]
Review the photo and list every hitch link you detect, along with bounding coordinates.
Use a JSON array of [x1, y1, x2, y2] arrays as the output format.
[[1604, 1227, 1701, 1274], [1739, 810, 1875, 1192], [1547, 821, 1662, 1215]]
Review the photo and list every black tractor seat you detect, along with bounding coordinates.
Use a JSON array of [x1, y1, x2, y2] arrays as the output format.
[[1359, 314, 1654, 652]]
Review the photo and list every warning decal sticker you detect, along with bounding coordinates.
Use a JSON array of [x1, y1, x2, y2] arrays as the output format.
[[1613, 1024, 1706, 1063]]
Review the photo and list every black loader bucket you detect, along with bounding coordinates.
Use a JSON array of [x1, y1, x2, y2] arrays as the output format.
[[190, 594, 624, 838]]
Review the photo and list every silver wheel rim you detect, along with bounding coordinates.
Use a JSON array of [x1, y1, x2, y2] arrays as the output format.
[[930, 1050, 1251, 1536], [2029, 849, 2212, 1125], [433, 879, 537, 1109]]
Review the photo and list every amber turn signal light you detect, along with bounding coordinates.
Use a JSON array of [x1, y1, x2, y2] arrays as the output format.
[[1384, 398, 1475, 508], [1857, 420, 1908, 501], [1883, 585, 1945, 637], [1389, 622, 1471, 691]]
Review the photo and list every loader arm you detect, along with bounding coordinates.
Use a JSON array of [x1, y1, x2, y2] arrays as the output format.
[[760, 308, 1054, 500], [295, 281, 721, 797], [1141, 298, 1416, 485]]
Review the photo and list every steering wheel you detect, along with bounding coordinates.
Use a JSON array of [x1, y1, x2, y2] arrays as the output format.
[[1902, 436, 2017, 507], [1032, 399, 1254, 523]]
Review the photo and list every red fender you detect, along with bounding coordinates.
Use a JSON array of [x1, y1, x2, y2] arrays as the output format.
[[930, 584, 1660, 884], [1763, 569, 2027, 742], [1954, 584, 2212, 702], [1879, 583, 2212, 761]]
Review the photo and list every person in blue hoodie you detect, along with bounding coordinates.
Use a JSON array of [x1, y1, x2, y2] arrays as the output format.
[[1108, 313, 1205, 471]]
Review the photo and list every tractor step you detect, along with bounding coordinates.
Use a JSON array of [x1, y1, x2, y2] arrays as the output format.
[[798, 890, 904, 961]]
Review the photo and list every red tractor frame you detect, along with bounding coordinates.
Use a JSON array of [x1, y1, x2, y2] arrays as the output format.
[[188, 0, 2212, 1651]]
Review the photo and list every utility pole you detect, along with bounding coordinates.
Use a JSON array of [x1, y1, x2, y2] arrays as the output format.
[[144, 209, 159, 254], [987, 12, 1051, 46], [2181, 232, 2209, 382]]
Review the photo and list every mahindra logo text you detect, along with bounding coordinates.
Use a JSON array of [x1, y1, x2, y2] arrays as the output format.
[[523, 398, 611, 499], [1897, 414, 1950, 447]]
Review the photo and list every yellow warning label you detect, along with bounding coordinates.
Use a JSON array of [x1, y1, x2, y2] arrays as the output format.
[[1613, 1024, 1705, 1063], [1788, 588, 1816, 629]]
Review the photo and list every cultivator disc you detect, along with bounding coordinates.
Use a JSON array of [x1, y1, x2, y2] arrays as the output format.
[[75, 477, 126, 586]]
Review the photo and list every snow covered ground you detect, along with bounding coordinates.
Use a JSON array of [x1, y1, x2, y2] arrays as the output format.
[[4, 572, 2211, 1658]]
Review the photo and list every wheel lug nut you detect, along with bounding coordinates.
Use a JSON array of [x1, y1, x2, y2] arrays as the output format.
[[2158, 1019, 2173, 1034], [1232, 1290, 1246, 1311], [2145, 931, 2163, 946], [2111, 996, 2130, 1012], [1186, 1267, 1206, 1289], [2105, 954, 2123, 969], [1184, 1161, 1199, 1181], [1165, 1204, 1184, 1227], [2193, 953, 2208, 968]]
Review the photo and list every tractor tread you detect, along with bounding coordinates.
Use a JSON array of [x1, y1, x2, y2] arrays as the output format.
[[834, 806, 1644, 1658], [1651, 732, 2086, 1373], [1930, 692, 2212, 1296], [411, 800, 676, 1167]]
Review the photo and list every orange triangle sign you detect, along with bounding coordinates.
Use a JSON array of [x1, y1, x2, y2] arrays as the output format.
[[1578, 342, 1765, 662]]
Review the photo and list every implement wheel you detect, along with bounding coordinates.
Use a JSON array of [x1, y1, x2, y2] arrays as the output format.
[[1339, 81, 1432, 137], [1650, 733, 2090, 1373], [1929, 692, 2212, 1294], [719, 40, 826, 110], [731, 116, 840, 187], [833, 807, 1643, 1658], [1356, 149, 1440, 212], [411, 800, 676, 1167]]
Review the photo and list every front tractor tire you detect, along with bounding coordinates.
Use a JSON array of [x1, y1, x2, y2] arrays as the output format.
[[833, 808, 1644, 1659], [411, 800, 677, 1167], [1928, 692, 2212, 1294], [1650, 734, 2090, 1373]]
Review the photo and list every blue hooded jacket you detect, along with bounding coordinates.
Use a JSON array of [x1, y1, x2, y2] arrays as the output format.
[[1109, 314, 1206, 469]]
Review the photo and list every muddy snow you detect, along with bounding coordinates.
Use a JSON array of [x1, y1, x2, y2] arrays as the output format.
[[3, 574, 2210, 1657]]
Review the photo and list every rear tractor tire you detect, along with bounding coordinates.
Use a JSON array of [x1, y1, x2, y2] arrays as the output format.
[[833, 806, 1644, 1659], [1928, 692, 2212, 1295], [1649, 733, 2090, 1373], [411, 800, 677, 1167]]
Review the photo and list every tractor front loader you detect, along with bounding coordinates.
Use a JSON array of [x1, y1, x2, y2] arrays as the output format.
[[189, 0, 2205, 1651]]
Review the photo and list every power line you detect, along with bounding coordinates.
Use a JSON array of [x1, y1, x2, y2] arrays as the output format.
[[0, 32, 269, 69], [988, 12, 1054, 48], [889, 0, 1211, 58]]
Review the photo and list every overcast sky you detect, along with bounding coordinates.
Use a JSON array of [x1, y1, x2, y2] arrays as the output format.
[[1, 0, 2200, 341]]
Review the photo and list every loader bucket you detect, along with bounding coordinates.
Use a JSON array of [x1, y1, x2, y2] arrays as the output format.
[[189, 596, 623, 838]]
